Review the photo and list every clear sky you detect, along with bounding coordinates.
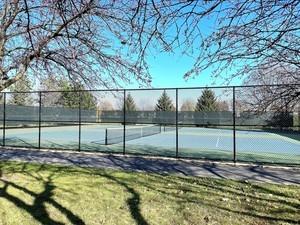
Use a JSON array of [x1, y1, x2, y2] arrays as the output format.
[[120, 42, 246, 90], [146, 52, 244, 88], [125, 9, 245, 89], [121, 12, 244, 108], [30, 3, 246, 91]]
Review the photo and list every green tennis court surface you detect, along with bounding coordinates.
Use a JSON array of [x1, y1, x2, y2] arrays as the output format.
[[2, 124, 300, 164]]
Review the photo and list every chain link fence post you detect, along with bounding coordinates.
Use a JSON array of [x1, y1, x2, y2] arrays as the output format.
[[176, 88, 179, 158], [38, 92, 42, 149], [2, 92, 6, 146], [233, 86, 236, 163], [123, 89, 126, 155], [78, 91, 82, 151]]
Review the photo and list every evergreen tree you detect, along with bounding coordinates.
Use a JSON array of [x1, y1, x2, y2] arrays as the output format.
[[155, 91, 175, 111], [57, 80, 97, 109], [81, 90, 98, 110], [195, 89, 218, 112], [9, 76, 33, 105], [124, 93, 137, 111]]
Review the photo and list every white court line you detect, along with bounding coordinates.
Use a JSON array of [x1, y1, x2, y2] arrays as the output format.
[[216, 136, 220, 148], [215, 129, 222, 148]]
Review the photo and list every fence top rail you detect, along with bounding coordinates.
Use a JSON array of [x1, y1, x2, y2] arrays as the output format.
[[1, 83, 299, 94]]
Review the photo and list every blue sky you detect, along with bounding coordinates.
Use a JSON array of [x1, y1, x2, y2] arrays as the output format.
[[31, 2, 245, 91], [126, 5, 245, 89], [131, 45, 245, 89], [147, 53, 243, 88]]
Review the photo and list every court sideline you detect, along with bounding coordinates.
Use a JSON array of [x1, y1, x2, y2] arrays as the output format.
[[0, 147, 299, 185]]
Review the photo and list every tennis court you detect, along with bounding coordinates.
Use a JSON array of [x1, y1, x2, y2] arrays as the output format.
[[1, 84, 299, 165], [2, 123, 300, 164]]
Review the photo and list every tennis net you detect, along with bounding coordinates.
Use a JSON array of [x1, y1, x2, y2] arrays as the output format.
[[105, 124, 162, 145]]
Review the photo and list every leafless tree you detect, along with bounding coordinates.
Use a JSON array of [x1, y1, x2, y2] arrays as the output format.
[[130, 0, 300, 84], [238, 60, 300, 112], [237, 85, 299, 112], [1, 1, 299, 93], [217, 100, 229, 111], [180, 99, 195, 111], [244, 60, 299, 86], [99, 100, 114, 111], [39, 76, 61, 106], [0, 0, 165, 91], [155, 1, 300, 83]]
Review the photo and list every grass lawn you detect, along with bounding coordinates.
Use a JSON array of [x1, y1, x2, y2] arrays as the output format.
[[0, 161, 299, 225]]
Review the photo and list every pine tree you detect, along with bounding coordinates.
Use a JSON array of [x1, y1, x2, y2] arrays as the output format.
[[124, 93, 137, 111], [195, 89, 218, 112], [57, 80, 97, 109], [9, 76, 33, 106], [81, 91, 98, 110], [155, 90, 175, 111]]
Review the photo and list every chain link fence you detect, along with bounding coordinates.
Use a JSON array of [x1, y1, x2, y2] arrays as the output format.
[[0, 84, 299, 165]]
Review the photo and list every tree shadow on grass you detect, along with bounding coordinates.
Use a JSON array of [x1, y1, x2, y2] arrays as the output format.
[[0, 162, 149, 225], [78, 155, 299, 224], [100, 172, 149, 225], [0, 157, 299, 225], [129, 173, 300, 224], [75, 164, 300, 225], [53, 156, 150, 225], [0, 164, 85, 225]]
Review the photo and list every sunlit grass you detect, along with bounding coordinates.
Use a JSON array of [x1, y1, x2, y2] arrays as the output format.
[[0, 161, 299, 225]]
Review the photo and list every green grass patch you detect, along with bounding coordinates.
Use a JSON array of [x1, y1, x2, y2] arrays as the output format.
[[0, 161, 299, 225]]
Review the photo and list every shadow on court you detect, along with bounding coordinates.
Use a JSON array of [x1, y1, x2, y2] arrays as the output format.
[[3, 125, 300, 165], [266, 129, 300, 142]]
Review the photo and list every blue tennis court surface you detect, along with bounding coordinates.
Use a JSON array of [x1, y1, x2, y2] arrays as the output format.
[[2, 124, 300, 164]]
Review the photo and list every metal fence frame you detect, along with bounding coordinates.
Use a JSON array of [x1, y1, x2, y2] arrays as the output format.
[[1, 83, 299, 165]]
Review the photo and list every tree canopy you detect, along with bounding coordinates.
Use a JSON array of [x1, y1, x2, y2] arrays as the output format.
[[57, 80, 97, 109], [8, 76, 33, 106], [124, 93, 137, 111], [217, 101, 230, 112], [0, 0, 299, 99], [39, 76, 61, 107], [155, 91, 175, 111], [240, 62, 300, 112], [180, 99, 195, 111], [0, 0, 157, 91], [99, 100, 114, 111], [195, 89, 218, 112]]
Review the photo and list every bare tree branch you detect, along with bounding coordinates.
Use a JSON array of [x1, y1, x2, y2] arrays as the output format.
[[0, 0, 299, 96]]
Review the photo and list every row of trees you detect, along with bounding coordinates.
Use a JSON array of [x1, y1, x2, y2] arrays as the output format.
[[8, 77, 97, 109], [124, 89, 228, 112], [6, 77, 224, 112], [8, 80, 223, 112]]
